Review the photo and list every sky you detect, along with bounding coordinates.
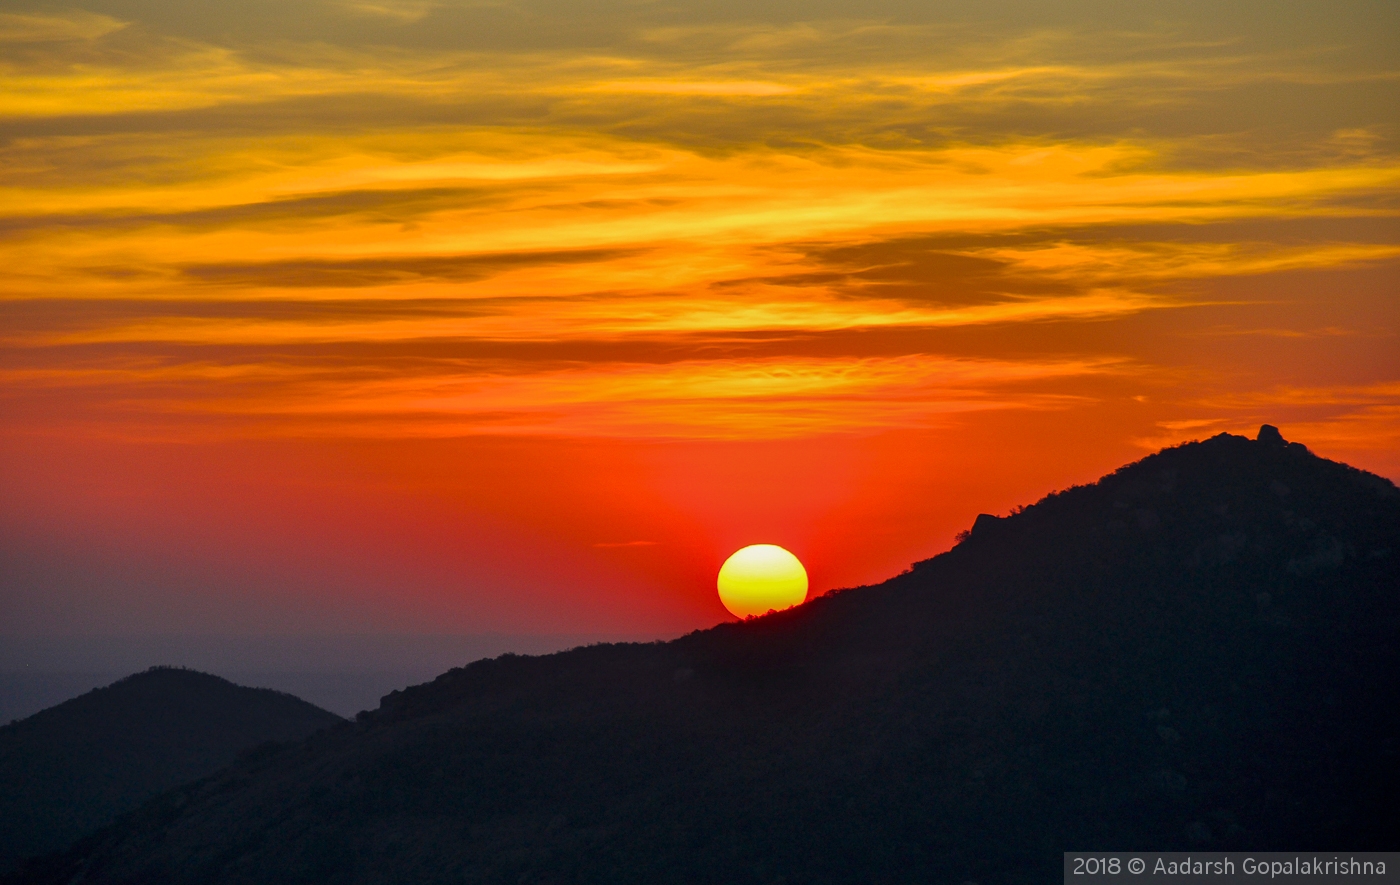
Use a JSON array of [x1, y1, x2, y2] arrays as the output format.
[[1, 0, 1397, 648]]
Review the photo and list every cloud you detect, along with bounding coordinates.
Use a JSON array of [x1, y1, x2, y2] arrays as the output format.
[[0, 187, 496, 236], [1, 1, 1395, 452], [0, 11, 127, 43], [787, 238, 1071, 306], [0, 350, 1127, 440], [178, 247, 645, 288], [337, 0, 439, 23]]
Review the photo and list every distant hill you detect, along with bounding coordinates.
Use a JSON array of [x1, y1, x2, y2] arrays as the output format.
[[9, 428, 1399, 884], [0, 667, 342, 871]]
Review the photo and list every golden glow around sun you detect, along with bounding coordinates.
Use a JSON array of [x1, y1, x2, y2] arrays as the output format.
[[717, 544, 809, 619]]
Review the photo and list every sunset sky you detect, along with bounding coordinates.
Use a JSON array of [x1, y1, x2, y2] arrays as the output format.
[[2, 0, 1397, 643]]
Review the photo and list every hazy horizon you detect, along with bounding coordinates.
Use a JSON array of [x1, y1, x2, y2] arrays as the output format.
[[0, 631, 664, 719]]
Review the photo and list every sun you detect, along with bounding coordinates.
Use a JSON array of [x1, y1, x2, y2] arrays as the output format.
[[717, 544, 809, 618]]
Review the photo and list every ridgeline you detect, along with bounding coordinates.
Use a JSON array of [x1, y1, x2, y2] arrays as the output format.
[[9, 427, 1398, 884], [0, 668, 342, 872]]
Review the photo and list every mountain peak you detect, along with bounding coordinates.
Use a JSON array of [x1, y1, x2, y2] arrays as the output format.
[[0, 669, 341, 872], [949, 423, 1393, 558]]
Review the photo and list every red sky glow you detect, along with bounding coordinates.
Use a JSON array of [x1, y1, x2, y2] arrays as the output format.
[[2, 0, 1397, 645]]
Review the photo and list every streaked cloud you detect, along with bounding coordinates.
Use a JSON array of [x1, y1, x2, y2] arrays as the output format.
[[0, 351, 1123, 440], [338, 0, 439, 22], [0, 0, 1395, 452], [0, 10, 126, 42]]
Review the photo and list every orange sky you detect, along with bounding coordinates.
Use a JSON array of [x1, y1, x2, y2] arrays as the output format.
[[1, 0, 1397, 640]]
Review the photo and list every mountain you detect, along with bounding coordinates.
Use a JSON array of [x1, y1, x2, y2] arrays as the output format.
[[9, 428, 1399, 884], [0, 668, 342, 871]]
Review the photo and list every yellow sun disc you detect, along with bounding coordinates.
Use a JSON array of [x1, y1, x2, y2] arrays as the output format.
[[717, 544, 808, 618]]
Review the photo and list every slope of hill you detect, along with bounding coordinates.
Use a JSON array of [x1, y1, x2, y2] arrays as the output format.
[[0, 668, 342, 871], [10, 427, 1399, 884]]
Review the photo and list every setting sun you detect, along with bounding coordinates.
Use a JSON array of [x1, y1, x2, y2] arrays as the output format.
[[717, 545, 809, 619]]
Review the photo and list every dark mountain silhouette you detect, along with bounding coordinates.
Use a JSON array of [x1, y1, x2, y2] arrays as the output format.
[[9, 428, 1399, 884], [0, 667, 342, 872]]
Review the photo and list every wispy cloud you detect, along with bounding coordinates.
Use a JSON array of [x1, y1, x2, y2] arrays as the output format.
[[0, 10, 127, 43], [1, 2, 1395, 452], [337, 0, 439, 22]]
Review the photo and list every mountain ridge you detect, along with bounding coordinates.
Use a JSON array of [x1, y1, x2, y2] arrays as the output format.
[[0, 666, 343, 872], [9, 427, 1399, 884]]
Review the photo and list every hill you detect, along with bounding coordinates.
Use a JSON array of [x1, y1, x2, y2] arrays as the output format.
[[9, 427, 1399, 884], [0, 668, 342, 871]]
